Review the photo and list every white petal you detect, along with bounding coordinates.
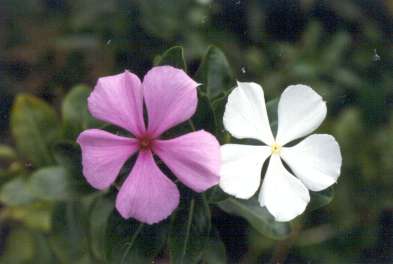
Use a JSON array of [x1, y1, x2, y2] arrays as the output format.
[[280, 134, 342, 192], [219, 144, 271, 199], [223, 82, 274, 145], [276, 85, 327, 145], [259, 155, 310, 222]]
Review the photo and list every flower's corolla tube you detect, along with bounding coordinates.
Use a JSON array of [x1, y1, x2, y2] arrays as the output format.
[[219, 82, 342, 222]]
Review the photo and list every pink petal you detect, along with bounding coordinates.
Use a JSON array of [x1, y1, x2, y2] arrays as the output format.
[[88, 71, 145, 137], [116, 150, 180, 224], [77, 129, 139, 189], [153, 130, 220, 192], [143, 66, 198, 137]]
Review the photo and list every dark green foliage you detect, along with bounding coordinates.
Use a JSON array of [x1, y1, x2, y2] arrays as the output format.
[[219, 198, 292, 240], [195, 46, 235, 100]]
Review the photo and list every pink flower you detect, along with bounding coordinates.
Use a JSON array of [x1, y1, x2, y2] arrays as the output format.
[[77, 66, 220, 224]]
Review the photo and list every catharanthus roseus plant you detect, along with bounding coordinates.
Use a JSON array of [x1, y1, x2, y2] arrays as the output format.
[[77, 66, 220, 224], [219, 82, 342, 221]]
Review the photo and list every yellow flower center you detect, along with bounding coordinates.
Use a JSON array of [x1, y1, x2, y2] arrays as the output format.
[[271, 143, 281, 155]]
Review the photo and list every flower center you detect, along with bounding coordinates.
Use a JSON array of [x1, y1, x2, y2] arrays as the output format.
[[271, 143, 281, 155], [138, 137, 152, 150]]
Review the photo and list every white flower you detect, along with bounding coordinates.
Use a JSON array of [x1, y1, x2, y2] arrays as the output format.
[[219, 82, 342, 222]]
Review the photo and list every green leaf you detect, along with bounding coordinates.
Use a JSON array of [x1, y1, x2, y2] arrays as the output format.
[[211, 95, 228, 140], [202, 227, 227, 264], [191, 94, 217, 134], [29, 166, 89, 201], [169, 192, 211, 264], [309, 186, 335, 211], [105, 211, 168, 264], [0, 176, 36, 206], [195, 46, 234, 100], [206, 186, 229, 204], [155, 46, 187, 71], [49, 202, 90, 263], [266, 98, 279, 135], [88, 195, 114, 262], [11, 94, 60, 167], [218, 198, 291, 240], [62, 84, 101, 140]]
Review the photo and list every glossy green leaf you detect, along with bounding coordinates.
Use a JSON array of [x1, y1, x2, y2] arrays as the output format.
[[105, 211, 168, 264], [206, 186, 229, 204], [218, 197, 291, 240], [309, 186, 335, 211], [11, 94, 60, 167], [266, 98, 279, 135], [211, 95, 228, 141], [169, 192, 211, 264], [29, 166, 89, 201], [49, 202, 90, 263], [155, 46, 187, 71], [191, 94, 217, 134], [62, 84, 100, 140], [195, 46, 234, 100], [202, 227, 227, 264], [0, 176, 36, 206]]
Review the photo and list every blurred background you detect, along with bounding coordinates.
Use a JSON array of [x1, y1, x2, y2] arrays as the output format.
[[1, 0, 393, 263]]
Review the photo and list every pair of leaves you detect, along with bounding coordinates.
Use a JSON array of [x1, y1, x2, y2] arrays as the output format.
[[10, 84, 97, 168], [155, 45, 233, 139], [3, 85, 97, 204], [155, 45, 234, 101]]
